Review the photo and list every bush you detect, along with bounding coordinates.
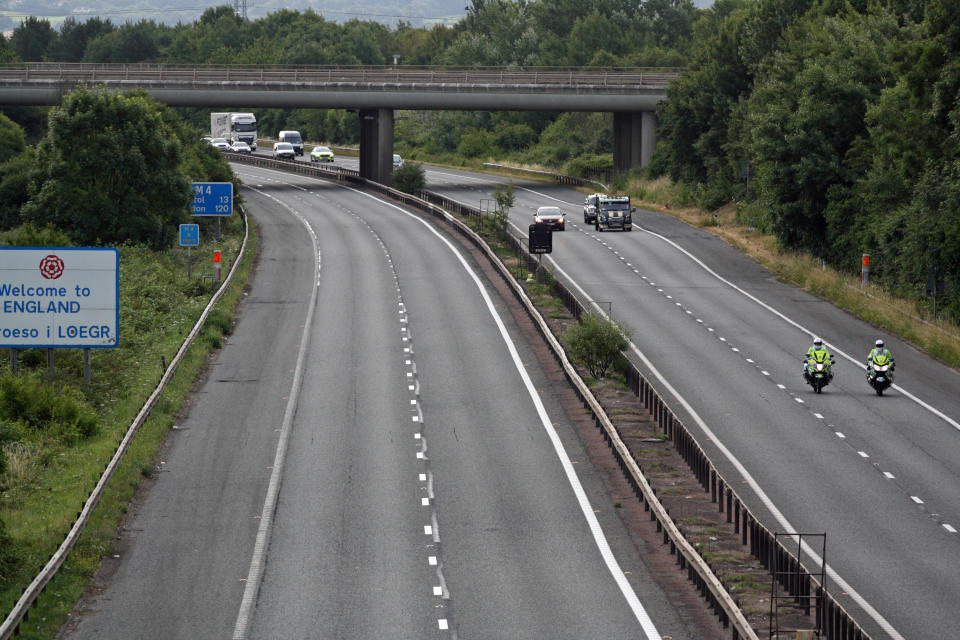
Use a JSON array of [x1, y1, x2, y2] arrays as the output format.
[[564, 311, 631, 379], [393, 161, 426, 194], [0, 373, 98, 443], [564, 153, 613, 179], [457, 127, 499, 158], [0, 222, 73, 247]]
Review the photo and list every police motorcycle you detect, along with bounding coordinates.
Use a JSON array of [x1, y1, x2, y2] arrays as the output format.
[[867, 353, 894, 396], [803, 350, 835, 393]]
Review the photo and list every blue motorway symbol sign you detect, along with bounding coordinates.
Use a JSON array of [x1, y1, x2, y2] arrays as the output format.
[[179, 224, 200, 246], [191, 182, 233, 216]]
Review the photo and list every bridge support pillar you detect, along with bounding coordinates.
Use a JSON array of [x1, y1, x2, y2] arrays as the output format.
[[613, 111, 657, 172], [359, 108, 394, 185]]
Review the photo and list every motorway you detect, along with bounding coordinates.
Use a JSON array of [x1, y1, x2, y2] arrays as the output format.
[[402, 161, 960, 640], [59, 162, 715, 639]]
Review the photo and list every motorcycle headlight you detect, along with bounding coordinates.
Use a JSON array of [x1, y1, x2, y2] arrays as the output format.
[[815, 363, 824, 371], [878, 364, 889, 372]]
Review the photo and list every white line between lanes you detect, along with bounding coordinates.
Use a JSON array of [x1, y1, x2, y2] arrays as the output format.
[[343, 186, 663, 639], [232, 187, 320, 640]]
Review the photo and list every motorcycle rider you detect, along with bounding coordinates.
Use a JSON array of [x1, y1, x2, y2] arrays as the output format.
[[803, 337, 833, 379], [867, 339, 895, 371]]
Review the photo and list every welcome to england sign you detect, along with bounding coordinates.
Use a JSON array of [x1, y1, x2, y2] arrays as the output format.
[[0, 247, 119, 348]]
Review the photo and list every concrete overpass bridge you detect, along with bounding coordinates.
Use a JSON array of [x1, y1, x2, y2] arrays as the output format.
[[0, 63, 678, 185]]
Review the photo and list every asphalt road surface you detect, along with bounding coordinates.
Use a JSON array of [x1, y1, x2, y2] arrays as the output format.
[[418, 164, 960, 640], [59, 163, 715, 639]]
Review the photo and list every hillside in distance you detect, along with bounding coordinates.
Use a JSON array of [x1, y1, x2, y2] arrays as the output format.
[[0, 0, 469, 29], [2, 0, 713, 31]]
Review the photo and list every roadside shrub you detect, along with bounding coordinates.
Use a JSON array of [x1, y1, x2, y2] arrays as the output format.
[[736, 200, 772, 233], [564, 311, 631, 379], [0, 373, 98, 442], [0, 517, 19, 587], [207, 307, 233, 336], [564, 153, 613, 179], [0, 420, 19, 476], [0, 222, 72, 247], [393, 161, 426, 194]]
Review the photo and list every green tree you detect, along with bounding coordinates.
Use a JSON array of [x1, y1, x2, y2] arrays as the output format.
[[10, 16, 56, 61], [0, 150, 32, 230], [0, 112, 25, 164], [0, 31, 21, 63], [651, 2, 753, 200], [746, 10, 902, 258], [21, 88, 192, 248], [47, 17, 114, 62], [458, 127, 498, 157], [83, 20, 166, 63]]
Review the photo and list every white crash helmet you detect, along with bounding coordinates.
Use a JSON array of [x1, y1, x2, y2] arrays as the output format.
[[875, 339, 884, 348], [813, 337, 823, 346]]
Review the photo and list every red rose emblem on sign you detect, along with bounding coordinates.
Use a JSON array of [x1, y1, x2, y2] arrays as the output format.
[[39, 255, 65, 279]]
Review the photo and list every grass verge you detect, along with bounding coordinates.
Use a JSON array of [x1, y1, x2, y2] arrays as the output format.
[[0, 213, 257, 639]]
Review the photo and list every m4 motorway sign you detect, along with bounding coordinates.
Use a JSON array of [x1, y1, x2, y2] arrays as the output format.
[[191, 182, 233, 216]]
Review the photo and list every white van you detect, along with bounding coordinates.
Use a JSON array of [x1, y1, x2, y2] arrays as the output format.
[[278, 130, 303, 156]]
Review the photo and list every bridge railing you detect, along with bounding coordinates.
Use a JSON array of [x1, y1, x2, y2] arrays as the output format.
[[0, 63, 681, 87]]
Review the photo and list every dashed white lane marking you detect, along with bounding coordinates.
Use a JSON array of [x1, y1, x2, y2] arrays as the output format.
[[944, 524, 957, 533], [762, 371, 770, 376], [911, 496, 924, 504], [439, 620, 449, 630], [814, 413, 824, 420], [795, 398, 804, 404], [884, 472, 895, 479], [836, 432, 847, 439], [338, 185, 662, 638], [433, 586, 443, 596], [777, 384, 786, 390], [412, 172, 911, 640], [858, 451, 869, 458]]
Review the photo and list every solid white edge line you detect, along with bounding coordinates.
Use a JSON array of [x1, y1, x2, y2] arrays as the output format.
[[342, 186, 662, 639], [231, 187, 321, 640], [538, 253, 906, 640]]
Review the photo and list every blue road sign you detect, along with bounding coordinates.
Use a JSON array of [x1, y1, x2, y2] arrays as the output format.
[[179, 224, 200, 246], [191, 182, 233, 216]]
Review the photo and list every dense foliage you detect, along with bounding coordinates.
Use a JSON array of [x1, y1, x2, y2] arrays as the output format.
[[653, 0, 960, 320], [0, 2, 695, 173], [1, 0, 957, 314]]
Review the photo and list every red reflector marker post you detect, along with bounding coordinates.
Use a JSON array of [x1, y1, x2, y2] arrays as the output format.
[[214, 250, 222, 282]]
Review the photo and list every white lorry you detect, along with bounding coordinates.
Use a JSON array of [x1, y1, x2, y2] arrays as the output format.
[[211, 112, 258, 150]]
